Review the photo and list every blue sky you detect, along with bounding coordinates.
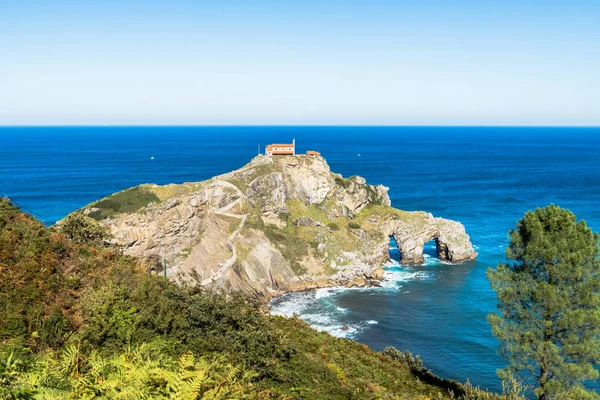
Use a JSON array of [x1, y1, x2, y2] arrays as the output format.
[[0, 0, 598, 125]]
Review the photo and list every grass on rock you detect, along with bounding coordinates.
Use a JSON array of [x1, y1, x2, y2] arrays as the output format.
[[87, 186, 160, 220]]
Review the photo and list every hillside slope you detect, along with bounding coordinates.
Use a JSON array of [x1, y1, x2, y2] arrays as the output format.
[[71, 155, 477, 297], [0, 198, 507, 399]]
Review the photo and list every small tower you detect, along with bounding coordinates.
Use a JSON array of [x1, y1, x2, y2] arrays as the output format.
[[292, 139, 296, 155]]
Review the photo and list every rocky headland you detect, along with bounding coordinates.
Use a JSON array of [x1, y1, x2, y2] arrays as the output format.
[[67, 155, 477, 298]]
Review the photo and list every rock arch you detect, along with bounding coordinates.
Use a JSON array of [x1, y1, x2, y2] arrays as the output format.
[[385, 213, 477, 265], [391, 232, 448, 264]]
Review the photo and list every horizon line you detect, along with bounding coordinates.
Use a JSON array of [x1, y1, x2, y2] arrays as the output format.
[[1, 124, 599, 128]]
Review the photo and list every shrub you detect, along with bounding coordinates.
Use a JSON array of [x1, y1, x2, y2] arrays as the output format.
[[348, 221, 361, 229], [334, 177, 351, 189], [278, 213, 289, 221], [327, 222, 340, 231], [59, 211, 111, 245], [383, 347, 424, 371], [80, 278, 293, 374]]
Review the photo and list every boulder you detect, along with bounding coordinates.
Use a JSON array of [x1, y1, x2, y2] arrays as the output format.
[[292, 217, 315, 226]]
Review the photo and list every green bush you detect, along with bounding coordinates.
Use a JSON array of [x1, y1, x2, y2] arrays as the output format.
[[383, 347, 423, 371], [327, 222, 340, 231], [334, 177, 351, 188], [278, 212, 289, 221], [348, 221, 361, 229], [58, 211, 111, 245], [81, 278, 293, 373]]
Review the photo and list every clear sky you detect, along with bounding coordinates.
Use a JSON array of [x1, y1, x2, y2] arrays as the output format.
[[1, 0, 599, 126]]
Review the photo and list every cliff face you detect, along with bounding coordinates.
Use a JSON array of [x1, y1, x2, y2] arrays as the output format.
[[70, 155, 477, 298]]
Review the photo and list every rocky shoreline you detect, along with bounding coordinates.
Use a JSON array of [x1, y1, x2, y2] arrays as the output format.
[[66, 155, 477, 298]]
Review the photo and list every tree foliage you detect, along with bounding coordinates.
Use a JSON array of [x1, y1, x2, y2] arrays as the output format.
[[487, 205, 600, 399], [58, 211, 111, 245]]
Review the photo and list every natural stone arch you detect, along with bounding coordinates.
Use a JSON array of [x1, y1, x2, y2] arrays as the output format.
[[391, 231, 447, 265], [385, 214, 477, 265]]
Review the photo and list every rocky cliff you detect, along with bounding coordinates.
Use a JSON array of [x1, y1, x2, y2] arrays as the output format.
[[67, 155, 477, 298]]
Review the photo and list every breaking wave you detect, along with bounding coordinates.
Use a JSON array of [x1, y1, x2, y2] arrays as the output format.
[[269, 256, 439, 339]]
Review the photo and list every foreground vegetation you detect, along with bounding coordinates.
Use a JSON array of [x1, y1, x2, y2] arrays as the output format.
[[488, 205, 600, 399], [1, 198, 521, 399]]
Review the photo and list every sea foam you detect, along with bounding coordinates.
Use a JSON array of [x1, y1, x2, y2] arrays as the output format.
[[269, 261, 435, 339]]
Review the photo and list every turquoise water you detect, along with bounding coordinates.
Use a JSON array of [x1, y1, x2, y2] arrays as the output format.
[[1, 126, 599, 392]]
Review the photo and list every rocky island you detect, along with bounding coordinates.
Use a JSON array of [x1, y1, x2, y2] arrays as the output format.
[[71, 155, 477, 298]]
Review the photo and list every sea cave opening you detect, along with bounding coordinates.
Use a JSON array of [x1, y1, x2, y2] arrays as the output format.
[[389, 236, 401, 263], [423, 239, 440, 262]]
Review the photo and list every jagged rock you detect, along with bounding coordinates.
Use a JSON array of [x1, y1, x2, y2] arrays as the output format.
[[351, 228, 367, 238], [365, 266, 384, 280], [65, 154, 477, 299], [352, 277, 366, 287], [247, 172, 288, 214], [292, 217, 315, 226], [333, 175, 391, 214]]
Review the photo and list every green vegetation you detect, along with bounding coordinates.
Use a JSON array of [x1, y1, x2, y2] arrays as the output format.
[[286, 198, 331, 223], [327, 222, 340, 231], [225, 161, 284, 192], [262, 224, 309, 275], [355, 203, 429, 232], [150, 182, 200, 201], [488, 205, 600, 399], [1, 197, 525, 399], [242, 211, 309, 274], [179, 246, 194, 257], [348, 221, 361, 230], [364, 183, 385, 205], [59, 211, 111, 245], [383, 347, 525, 400], [244, 163, 283, 183], [86, 186, 160, 220], [334, 176, 351, 189], [225, 178, 249, 192], [333, 176, 384, 205], [0, 198, 140, 350], [278, 212, 289, 222], [0, 344, 255, 399], [274, 199, 398, 273]]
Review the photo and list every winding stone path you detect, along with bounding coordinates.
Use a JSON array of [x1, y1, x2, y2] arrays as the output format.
[[200, 179, 247, 285], [164, 179, 248, 282]]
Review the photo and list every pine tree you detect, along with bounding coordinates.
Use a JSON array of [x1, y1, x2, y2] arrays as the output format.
[[488, 205, 600, 400]]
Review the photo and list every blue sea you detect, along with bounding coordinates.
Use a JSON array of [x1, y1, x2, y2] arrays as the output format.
[[1, 126, 600, 393]]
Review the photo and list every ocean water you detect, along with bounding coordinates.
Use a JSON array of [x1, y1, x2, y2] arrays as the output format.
[[1, 126, 600, 392]]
